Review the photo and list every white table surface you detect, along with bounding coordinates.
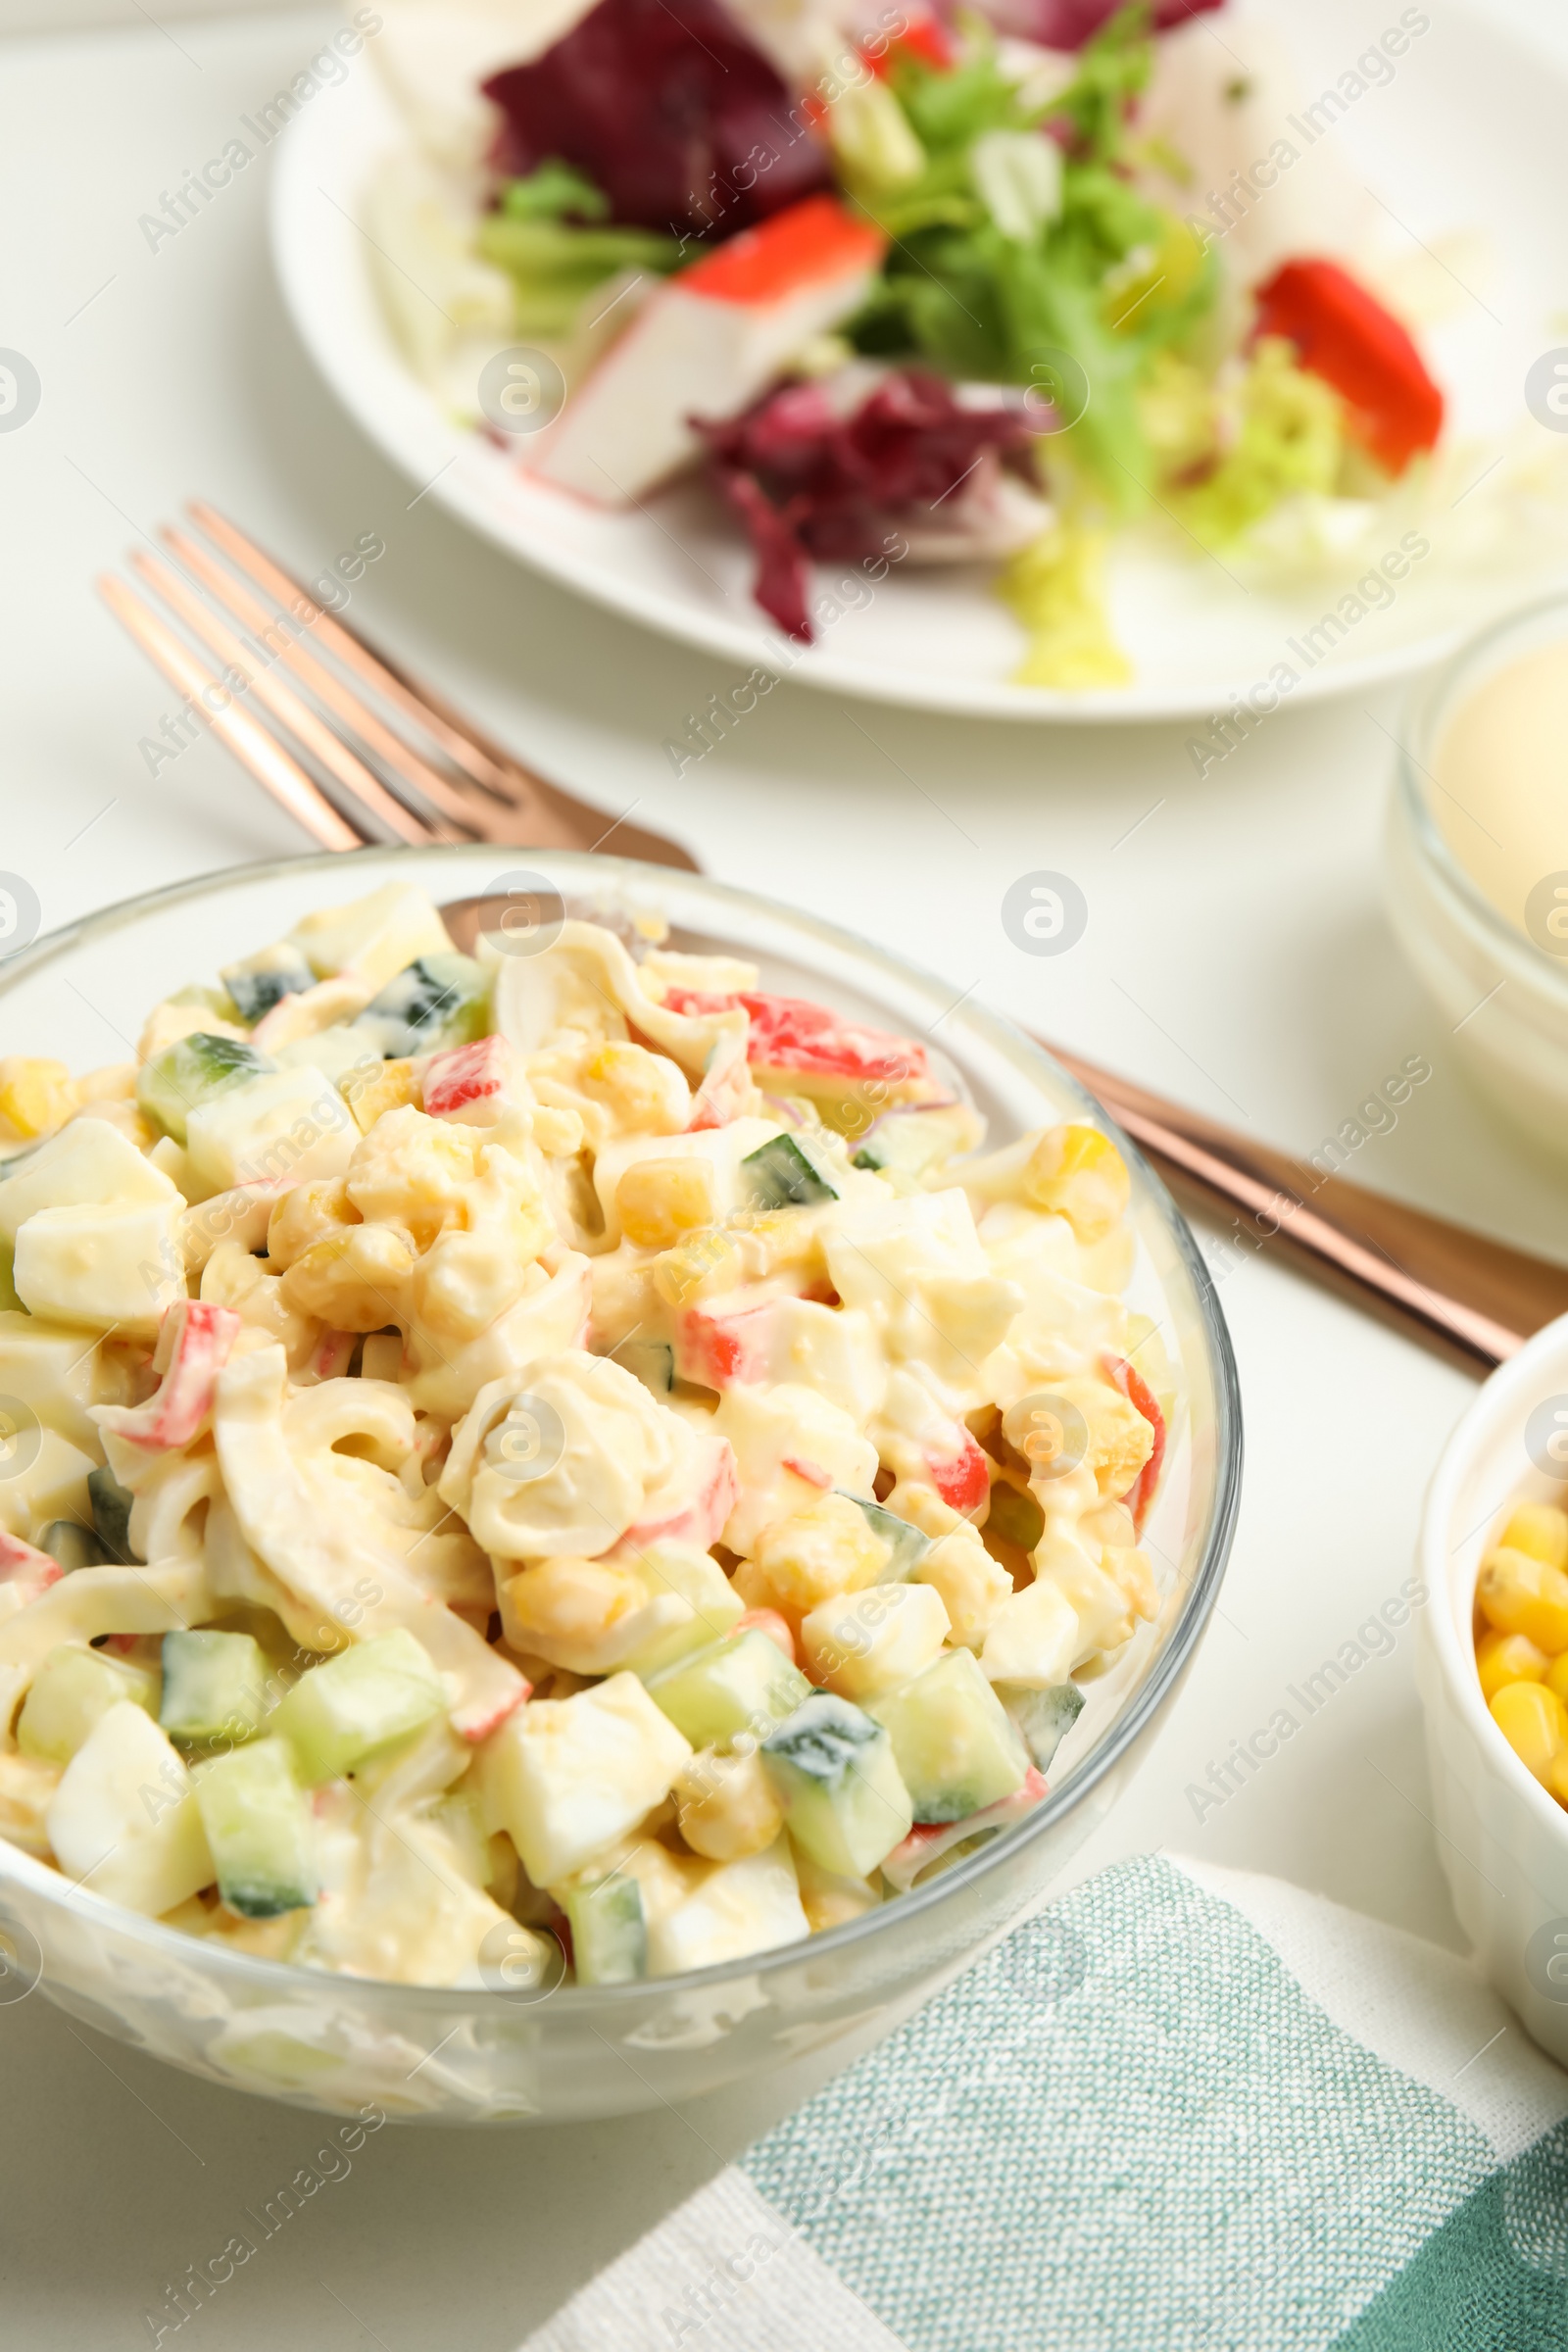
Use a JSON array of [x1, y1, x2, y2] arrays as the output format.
[[4, 5, 1568, 2343]]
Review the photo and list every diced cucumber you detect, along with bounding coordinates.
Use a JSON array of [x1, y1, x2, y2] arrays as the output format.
[[559, 1867, 648, 1984], [996, 1680, 1084, 1772], [193, 1738, 317, 1918], [646, 1629, 810, 1750], [985, 1480, 1045, 1553], [741, 1132, 838, 1210], [160, 1630, 270, 1746], [868, 1646, 1031, 1824], [353, 955, 490, 1058], [136, 1031, 275, 1146], [219, 944, 317, 1025], [840, 1493, 932, 1583], [613, 1338, 675, 1396], [270, 1629, 447, 1784], [852, 1101, 984, 1178], [761, 1690, 912, 1877], [37, 1518, 107, 1572], [87, 1466, 139, 1564], [17, 1642, 158, 1764]]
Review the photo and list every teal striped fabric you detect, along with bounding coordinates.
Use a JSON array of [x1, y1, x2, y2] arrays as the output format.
[[525, 1856, 1568, 2352]]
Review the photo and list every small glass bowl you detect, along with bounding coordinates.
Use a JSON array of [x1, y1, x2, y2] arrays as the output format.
[[0, 846, 1241, 2124], [1386, 593, 1568, 1156]]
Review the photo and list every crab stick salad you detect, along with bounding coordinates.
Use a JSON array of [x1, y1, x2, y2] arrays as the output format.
[[0, 882, 1174, 1988], [357, 0, 1534, 685]]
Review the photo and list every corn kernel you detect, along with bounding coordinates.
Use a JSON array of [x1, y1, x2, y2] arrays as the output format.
[[1547, 1651, 1568, 1706], [499, 1557, 646, 1672], [1501, 1503, 1568, 1572], [1490, 1680, 1567, 1782], [616, 1156, 718, 1250], [1023, 1124, 1130, 1245], [345, 1104, 478, 1242], [753, 1493, 891, 1611], [0, 1057, 77, 1144], [342, 1058, 420, 1137], [279, 1221, 416, 1330], [653, 1224, 742, 1307], [1476, 1546, 1568, 1653], [728, 1556, 786, 1617], [1476, 1628, 1548, 1703], [1003, 1375, 1152, 1500], [1549, 1750, 1568, 1810], [266, 1177, 360, 1272], [673, 1745, 783, 1862], [582, 1043, 689, 1135]]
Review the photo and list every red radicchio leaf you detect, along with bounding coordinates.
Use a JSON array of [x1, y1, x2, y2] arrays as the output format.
[[482, 0, 830, 239], [712, 467, 814, 642], [695, 370, 1037, 640]]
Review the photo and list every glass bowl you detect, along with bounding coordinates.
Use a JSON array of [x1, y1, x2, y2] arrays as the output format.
[[0, 847, 1241, 2124], [1385, 592, 1568, 1157]]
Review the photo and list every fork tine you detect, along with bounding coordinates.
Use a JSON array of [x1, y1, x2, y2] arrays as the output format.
[[184, 504, 702, 873], [161, 522, 497, 835], [98, 575, 367, 853], [130, 550, 445, 850], [188, 502, 532, 802]]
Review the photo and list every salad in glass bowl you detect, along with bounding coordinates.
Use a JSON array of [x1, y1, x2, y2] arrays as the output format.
[[357, 0, 1540, 688], [0, 874, 1180, 2001]]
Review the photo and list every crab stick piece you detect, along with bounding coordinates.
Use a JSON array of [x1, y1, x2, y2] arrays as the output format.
[[529, 196, 887, 504]]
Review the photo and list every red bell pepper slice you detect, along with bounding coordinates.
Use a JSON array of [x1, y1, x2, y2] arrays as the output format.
[[1102, 1354, 1166, 1533], [1251, 257, 1443, 475]]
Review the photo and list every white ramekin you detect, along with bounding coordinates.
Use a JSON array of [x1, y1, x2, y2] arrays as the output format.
[[1418, 1310, 1568, 2063], [1385, 594, 1568, 1160]]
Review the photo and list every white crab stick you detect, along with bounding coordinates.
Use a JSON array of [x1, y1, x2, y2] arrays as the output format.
[[528, 195, 888, 504]]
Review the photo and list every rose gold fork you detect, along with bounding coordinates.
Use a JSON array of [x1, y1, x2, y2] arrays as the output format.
[[100, 508, 1568, 1371], [98, 502, 697, 870]]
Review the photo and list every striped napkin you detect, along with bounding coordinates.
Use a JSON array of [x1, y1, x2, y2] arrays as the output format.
[[521, 1854, 1568, 2352]]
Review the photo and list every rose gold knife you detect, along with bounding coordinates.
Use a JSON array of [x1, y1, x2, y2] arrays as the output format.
[[1045, 1041, 1568, 1370]]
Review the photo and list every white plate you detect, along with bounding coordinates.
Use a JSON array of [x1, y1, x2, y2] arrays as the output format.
[[270, 0, 1568, 720]]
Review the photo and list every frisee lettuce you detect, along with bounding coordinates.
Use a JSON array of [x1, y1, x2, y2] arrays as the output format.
[[843, 7, 1218, 511], [477, 166, 682, 338]]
